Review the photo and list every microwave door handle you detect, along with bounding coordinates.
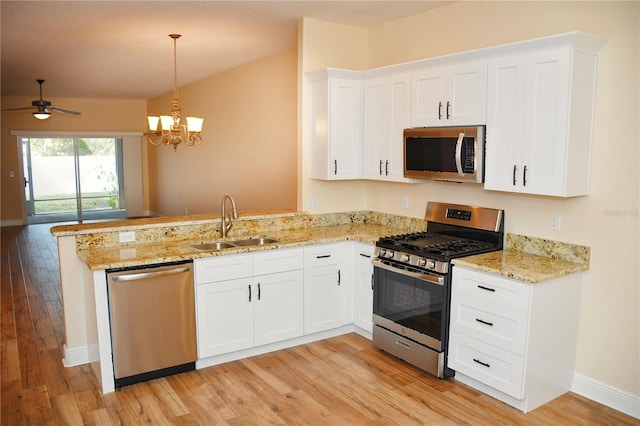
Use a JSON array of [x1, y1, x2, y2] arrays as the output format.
[[455, 132, 465, 176]]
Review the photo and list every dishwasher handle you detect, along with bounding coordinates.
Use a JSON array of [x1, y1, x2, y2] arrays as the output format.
[[111, 266, 191, 282]]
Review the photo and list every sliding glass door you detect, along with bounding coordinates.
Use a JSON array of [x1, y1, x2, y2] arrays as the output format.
[[21, 136, 125, 223]]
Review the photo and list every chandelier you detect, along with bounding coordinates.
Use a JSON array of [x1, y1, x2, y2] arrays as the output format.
[[147, 34, 203, 151]]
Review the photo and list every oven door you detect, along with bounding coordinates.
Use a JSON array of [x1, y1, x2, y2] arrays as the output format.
[[372, 259, 448, 352]]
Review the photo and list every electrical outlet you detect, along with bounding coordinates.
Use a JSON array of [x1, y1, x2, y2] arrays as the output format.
[[401, 196, 409, 209], [119, 231, 136, 243], [309, 195, 319, 209], [550, 213, 560, 231]]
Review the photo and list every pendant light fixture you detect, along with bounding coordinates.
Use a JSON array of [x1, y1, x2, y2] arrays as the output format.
[[146, 34, 203, 151]]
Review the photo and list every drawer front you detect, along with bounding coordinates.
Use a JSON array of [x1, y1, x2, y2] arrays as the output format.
[[304, 244, 343, 267], [194, 255, 253, 284], [453, 267, 530, 311], [253, 248, 303, 275], [448, 333, 525, 399], [450, 293, 529, 355]]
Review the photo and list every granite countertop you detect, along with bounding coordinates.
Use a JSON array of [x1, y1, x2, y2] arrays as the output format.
[[77, 222, 403, 271], [453, 234, 590, 283], [60, 211, 424, 271]]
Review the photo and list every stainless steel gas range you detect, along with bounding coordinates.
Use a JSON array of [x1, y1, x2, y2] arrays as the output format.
[[372, 202, 504, 378]]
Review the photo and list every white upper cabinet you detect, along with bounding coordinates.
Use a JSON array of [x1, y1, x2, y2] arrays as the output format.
[[484, 34, 606, 196], [363, 73, 415, 182], [411, 61, 487, 127], [309, 69, 363, 180]]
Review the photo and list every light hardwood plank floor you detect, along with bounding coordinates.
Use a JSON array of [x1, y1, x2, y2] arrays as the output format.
[[1, 224, 637, 425]]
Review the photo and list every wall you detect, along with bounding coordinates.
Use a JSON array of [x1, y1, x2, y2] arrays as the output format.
[[0, 97, 147, 224], [300, 0, 639, 402], [146, 49, 298, 217]]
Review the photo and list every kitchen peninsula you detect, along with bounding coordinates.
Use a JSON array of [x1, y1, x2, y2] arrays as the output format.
[[51, 210, 589, 398]]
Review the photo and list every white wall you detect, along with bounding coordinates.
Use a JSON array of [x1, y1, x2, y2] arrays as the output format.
[[300, 0, 639, 400]]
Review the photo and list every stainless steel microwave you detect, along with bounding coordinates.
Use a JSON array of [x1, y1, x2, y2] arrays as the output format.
[[403, 126, 484, 183]]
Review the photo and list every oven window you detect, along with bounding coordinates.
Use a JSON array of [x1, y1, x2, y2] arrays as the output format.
[[373, 267, 444, 341]]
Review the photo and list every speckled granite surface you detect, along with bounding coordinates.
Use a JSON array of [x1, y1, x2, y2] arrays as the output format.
[[453, 233, 590, 283], [51, 211, 426, 270]]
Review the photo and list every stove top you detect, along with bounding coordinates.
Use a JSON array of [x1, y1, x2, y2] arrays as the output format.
[[374, 202, 504, 275], [377, 232, 496, 260]]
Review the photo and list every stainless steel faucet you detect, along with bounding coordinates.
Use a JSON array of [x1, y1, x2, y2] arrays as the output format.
[[220, 193, 239, 238]]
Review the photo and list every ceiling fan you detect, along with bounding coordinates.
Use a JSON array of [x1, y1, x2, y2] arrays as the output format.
[[2, 79, 81, 120]]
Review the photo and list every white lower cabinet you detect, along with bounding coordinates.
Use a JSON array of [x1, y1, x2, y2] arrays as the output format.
[[303, 244, 345, 334], [448, 265, 582, 413], [352, 243, 374, 333], [195, 248, 303, 358]]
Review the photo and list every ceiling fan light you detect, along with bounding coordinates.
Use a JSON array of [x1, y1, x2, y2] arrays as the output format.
[[33, 111, 51, 120], [186, 116, 204, 132]]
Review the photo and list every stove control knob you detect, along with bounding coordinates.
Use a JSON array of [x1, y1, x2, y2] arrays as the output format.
[[400, 254, 410, 262], [417, 258, 427, 267], [426, 260, 436, 270], [385, 250, 395, 259]]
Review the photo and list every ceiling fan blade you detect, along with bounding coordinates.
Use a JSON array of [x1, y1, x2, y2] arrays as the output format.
[[2, 106, 37, 112], [50, 107, 81, 116]]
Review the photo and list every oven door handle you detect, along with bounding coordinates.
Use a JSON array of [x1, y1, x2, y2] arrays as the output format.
[[372, 258, 444, 286], [455, 132, 465, 176]]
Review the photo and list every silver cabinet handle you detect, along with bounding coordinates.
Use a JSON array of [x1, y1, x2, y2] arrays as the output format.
[[395, 339, 411, 349], [446, 101, 451, 119], [379, 160, 383, 175], [111, 266, 190, 281], [438, 101, 443, 120], [523, 165, 528, 186], [385, 160, 389, 176], [512, 165, 517, 186], [334, 159, 337, 175], [455, 132, 465, 176]]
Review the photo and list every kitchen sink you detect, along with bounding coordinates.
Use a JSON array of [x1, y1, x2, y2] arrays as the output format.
[[191, 242, 236, 251], [232, 237, 279, 246]]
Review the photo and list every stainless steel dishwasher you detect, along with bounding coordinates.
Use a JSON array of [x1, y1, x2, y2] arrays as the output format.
[[106, 261, 196, 388]]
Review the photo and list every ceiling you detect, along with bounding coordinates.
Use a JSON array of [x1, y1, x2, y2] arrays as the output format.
[[1, 1, 451, 100]]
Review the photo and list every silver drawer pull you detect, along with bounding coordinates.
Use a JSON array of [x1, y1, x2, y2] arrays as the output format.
[[473, 358, 490, 368], [476, 318, 494, 327]]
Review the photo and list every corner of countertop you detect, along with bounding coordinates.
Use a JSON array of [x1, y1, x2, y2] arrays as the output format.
[[506, 233, 590, 268]]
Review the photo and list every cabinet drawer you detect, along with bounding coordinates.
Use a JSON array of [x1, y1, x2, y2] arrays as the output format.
[[453, 267, 530, 311], [448, 333, 524, 399], [253, 248, 303, 275], [450, 293, 529, 355], [194, 255, 252, 284], [304, 244, 343, 267]]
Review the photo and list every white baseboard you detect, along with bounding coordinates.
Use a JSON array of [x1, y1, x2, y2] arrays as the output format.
[[62, 344, 94, 367], [572, 373, 640, 419]]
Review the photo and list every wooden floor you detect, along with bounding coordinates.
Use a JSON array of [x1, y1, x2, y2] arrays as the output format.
[[2, 224, 637, 425]]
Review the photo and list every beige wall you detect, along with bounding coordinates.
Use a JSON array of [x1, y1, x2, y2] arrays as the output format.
[[146, 49, 298, 217], [0, 97, 147, 223], [300, 1, 639, 396]]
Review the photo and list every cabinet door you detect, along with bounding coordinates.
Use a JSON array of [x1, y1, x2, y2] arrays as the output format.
[[363, 77, 390, 180], [304, 264, 343, 334], [411, 67, 446, 126], [485, 55, 527, 192], [196, 278, 254, 358], [353, 244, 374, 333], [329, 78, 363, 179], [254, 270, 304, 346], [521, 48, 571, 196], [447, 61, 487, 126]]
